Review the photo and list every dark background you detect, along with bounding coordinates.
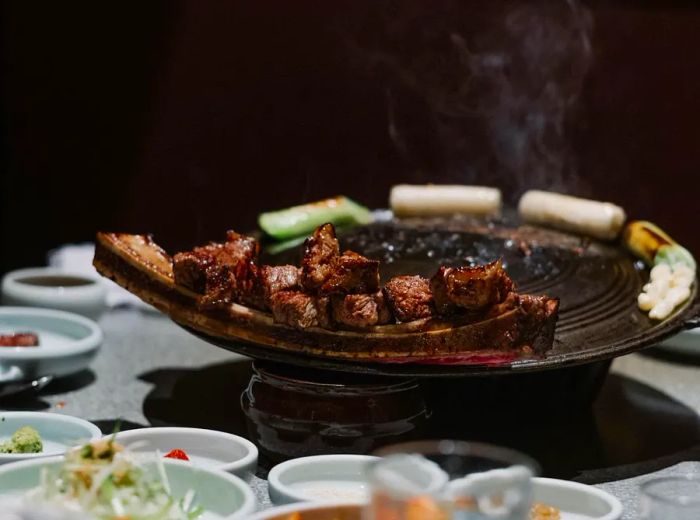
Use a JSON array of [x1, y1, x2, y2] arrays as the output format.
[[2, 0, 699, 274]]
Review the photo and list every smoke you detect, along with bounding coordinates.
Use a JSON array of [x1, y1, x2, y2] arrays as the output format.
[[345, 0, 593, 202]]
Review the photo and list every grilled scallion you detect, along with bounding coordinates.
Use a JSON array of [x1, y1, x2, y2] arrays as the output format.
[[258, 196, 372, 240]]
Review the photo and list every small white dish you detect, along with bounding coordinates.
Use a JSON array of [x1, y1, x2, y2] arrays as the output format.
[[113, 427, 258, 480], [532, 477, 623, 520], [0, 455, 256, 519], [2, 267, 107, 320], [0, 307, 102, 383], [0, 412, 101, 464], [249, 500, 362, 520], [268, 454, 379, 505]]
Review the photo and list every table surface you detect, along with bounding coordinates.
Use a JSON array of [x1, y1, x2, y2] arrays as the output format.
[[3, 308, 700, 515]]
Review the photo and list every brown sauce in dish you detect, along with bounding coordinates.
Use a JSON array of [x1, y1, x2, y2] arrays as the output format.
[[16, 276, 94, 287]]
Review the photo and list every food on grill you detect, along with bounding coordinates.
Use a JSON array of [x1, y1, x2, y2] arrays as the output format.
[[321, 251, 381, 295], [301, 223, 341, 291], [173, 230, 259, 307], [331, 291, 391, 328], [0, 333, 39, 347], [623, 221, 696, 320], [258, 265, 302, 307], [638, 263, 694, 320], [94, 224, 559, 362], [390, 184, 502, 217], [623, 220, 696, 270], [431, 261, 514, 313], [270, 291, 332, 330], [518, 190, 626, 240], [259, 196, 373, 240], [383, 275, 435, 322]]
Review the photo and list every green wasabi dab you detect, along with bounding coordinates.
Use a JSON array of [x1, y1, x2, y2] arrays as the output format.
[[0, 426, 42, 453]]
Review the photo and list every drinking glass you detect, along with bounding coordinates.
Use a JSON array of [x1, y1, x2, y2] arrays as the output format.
[[639, 476, 700, 519], [365, 440, 539, 520]]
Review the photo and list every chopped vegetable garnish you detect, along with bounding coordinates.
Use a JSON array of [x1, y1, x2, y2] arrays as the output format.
[[14, 439, 204, 519], [258, 196, 372, 240], [165, 449, 190, 461], [0, 426, 42, 454]]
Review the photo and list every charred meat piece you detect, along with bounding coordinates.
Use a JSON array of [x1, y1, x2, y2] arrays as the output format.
[[431, 260, 514, 313], [241, 265, 302, 310], [383, 275, 435, 322], [221, 231, 260, 304], [301, 223, 340, 291], [260, 265, 301, 301], [173, 231, 260, 305], [321, 251, 380, 295], [224, 231, 260, 280], [0, 333, 39, 347], [173, 245, 228, 295], [484, 292, 559, 354], [331, 291, 392, 329], [269, 291, 332, 330]]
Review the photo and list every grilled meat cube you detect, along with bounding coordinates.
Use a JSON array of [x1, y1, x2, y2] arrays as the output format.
[[301, 223, 340, 291], [174, 231, 260, 305], [224, 230, 260, 278], [321, 251, 380, 295], [431, 260, 514, 313], [331, 291, 392, 329], [173, 246, 239, 307], [241, 265, 302, 310], [261, 265, 301, 300], [383, 275, 435, 322], [0, 333, 39, 347], [484, 292, 559, 354], [269, 291, 332, 330], [484, 291, 520, 318]]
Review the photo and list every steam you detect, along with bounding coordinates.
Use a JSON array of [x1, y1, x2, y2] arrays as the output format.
[[345, 0, 593, 202]]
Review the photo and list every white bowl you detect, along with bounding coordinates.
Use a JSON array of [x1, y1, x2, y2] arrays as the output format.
[[113, 427, 258, 480], [0, 455, 256, 519], [0, 412, 101, 465], [268, 454, 379, 505], [0, 307, 102, 383], [533, 477, 623, 520], [2, 267, 107, 320]]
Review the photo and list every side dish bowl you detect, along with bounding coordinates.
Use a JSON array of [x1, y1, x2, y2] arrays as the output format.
[[0, 307, 102, 383], [113, 427, 258, 480], [0, 456, 256, 519], [2, 267, 107, 320], [268, 454, 379, 505], [0, 412, 101, 465]]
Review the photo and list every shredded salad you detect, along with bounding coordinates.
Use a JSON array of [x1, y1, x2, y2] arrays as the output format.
[[22, 437, 203, 520]]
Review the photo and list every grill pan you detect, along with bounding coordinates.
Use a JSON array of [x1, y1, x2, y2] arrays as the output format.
[[182, 214, 700, 377]]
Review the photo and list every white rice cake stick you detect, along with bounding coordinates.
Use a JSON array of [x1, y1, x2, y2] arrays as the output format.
[[390, 185, 502, 217], [518, 190, 626, 240]]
